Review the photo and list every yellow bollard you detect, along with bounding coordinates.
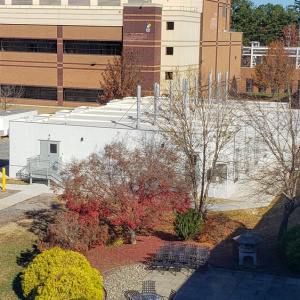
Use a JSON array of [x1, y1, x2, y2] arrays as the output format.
[[2, 167, 5, 190]]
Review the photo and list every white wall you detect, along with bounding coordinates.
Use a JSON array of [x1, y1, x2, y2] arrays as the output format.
[[9, 120, 143, 177], [160, 8, 201, 86], [0, 7, 123, 26], [0, 110, 37, 136]]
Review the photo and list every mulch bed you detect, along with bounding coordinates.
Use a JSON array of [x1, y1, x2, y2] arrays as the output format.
[[86, 236, 166, 273]]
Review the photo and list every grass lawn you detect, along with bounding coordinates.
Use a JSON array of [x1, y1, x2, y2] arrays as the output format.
[[0, 222, 36, 300], [5, 179, 29, 185]]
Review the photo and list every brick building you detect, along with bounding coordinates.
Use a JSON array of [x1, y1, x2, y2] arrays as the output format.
[[241, 42, 300, 95], [0, 0, 242, 106]]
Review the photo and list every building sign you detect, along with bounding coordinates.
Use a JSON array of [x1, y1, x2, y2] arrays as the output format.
[[146, 22, 151, 33]]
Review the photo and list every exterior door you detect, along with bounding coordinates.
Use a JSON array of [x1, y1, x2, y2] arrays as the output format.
[[39, 140, 60, 162]]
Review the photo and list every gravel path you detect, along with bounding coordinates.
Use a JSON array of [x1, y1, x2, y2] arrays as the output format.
[[103, 264, 150, 300], [0, 193, 58, 226]]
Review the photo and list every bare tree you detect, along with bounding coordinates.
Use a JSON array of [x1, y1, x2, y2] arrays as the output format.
[[0, 85, 24, 111], [158, 76, 239, 213], [101, 50, 142, 102], [241, 101, 300, 240]]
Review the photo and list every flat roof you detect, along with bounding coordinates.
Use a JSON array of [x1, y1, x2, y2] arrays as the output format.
[[0, 108, 36, 116], [11, 98, 156, 131]]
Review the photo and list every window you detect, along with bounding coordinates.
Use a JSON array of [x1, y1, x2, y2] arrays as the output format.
[[207, 164, 227, 184], [68, 0, 90, 5], [258, 87, 266, 94], [50, 144, 57, 154], [166, 22, 174, 30], [12, 0, 32, 4], [255, 56, 263, 65], [0, 38, 57, 53], [64, 88, 104, 102], [222, 4, 227, 19], [166, 47, 173, 55], [1, 85, 57, 100], [284, 83, 293, 94], [165, 72, 173, 80], [63, 40, 122, 55], [245, 78, 253, 93], [40, 0, 60, 4]]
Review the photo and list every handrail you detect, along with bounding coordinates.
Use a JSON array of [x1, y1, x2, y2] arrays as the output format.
[[18, 155, 64, 183]]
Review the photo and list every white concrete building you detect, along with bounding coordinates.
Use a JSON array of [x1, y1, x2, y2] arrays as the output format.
[[9, 97, 284, 199]]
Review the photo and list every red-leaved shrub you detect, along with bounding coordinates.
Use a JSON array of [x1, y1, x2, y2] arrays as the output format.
[[37, 212, 108, 253]]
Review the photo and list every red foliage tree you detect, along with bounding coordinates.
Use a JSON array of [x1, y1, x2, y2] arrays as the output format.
[[253, 41, 294, 103], [60, 138, 191, 244]]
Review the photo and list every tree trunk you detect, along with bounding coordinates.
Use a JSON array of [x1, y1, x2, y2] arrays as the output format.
[[199, 145, 207, 213], [277, 201, 296, 241], [129, 228, 136, 244]]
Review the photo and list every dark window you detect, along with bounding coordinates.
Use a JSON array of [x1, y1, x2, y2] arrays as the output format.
[[207, 164, 227, 184], [255, 56, 263, 65], [165, 72, 173, 80], [1, 85, 57, 100], [284, 83, 293, 94], [245, 78, 253, 93], [258, 87, 266, 94], [40, 0, 60, 4], [64, 88, 104, 102], [50, 144, 57, 154], [12, 0, 32, 4], [68, 0, 90, 5], [222, 4, 227, 19], [63, 40, 122, 55], [0, 38, 57, 53], [166, 22, 174, 30], [166, 47, 173, 55], [98, 0, 120, 4]]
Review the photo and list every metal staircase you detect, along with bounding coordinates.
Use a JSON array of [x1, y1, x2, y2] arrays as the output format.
[[16, 155, 63, 185]]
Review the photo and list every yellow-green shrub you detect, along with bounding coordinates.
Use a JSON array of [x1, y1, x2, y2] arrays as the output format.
[[21, 247, 104, 300]]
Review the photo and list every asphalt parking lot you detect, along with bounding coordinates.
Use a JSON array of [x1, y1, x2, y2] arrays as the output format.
[[0, 137, 9, 164]]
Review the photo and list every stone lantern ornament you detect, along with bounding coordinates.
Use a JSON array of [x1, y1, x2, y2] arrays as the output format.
[[233, 232, 262, 265]]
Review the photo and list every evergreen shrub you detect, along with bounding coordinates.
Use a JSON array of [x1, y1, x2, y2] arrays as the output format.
[[277, 225, 300, 272], [174, 209, 204, 241], [21, 247, 104, 300]]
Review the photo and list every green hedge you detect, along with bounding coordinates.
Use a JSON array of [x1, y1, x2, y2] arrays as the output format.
[[277, 225, 300, 273], [174, 209, 204, 241]]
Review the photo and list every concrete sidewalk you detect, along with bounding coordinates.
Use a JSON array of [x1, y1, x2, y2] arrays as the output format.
[[135, 268, 300, 300], [0, 183, 55, 210]]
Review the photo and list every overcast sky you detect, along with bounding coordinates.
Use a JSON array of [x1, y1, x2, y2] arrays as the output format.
[[251, 0, 294, 7]]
